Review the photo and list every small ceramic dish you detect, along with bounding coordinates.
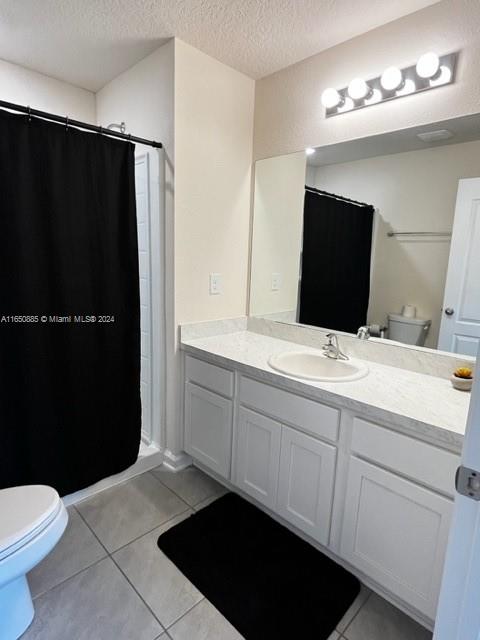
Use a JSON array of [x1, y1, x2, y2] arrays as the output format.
[[450, 374, 473, 392]]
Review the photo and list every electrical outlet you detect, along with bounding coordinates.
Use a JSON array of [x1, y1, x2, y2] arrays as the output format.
[[271, 272, 281, 291], [209, 273, 221, 295]]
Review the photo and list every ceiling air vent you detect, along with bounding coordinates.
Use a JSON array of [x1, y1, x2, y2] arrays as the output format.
[[417, 129, 453, 142]]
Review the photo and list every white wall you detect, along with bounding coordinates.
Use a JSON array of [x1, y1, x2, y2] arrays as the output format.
[[250, 152, 306, 316], [254, 0, 480, 160], [314, 140, 480, 348], [0, 58, 95, 122], [96, 41, 176, 458], [174, 39, 255, 324]]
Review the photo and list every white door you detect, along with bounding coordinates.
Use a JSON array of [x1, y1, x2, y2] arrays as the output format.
[[341, 457, 452, 619], [277, 425, 336, 546], [184, 382, 233, 479], [434, 345, 480, 640], [236, 408, 281, 509], [438, 178, 480, 356], [135, 154, 152, 443]]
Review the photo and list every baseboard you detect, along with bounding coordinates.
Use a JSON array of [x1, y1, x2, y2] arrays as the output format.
[[63, 443, 165, 506], [162, 449, 192, 471]]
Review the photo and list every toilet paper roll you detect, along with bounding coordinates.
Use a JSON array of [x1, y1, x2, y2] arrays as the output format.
[[401, 305, 416, 318], [369, 324, 381, 336]]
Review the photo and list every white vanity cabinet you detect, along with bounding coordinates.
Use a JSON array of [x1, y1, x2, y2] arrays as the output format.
[[340, 417, 457, 620], [182, 353, 461, 625], [236, 407, 281, 509], [277, 426, 336, 546], [184, 356, 234, 479], [236, 376, 339, 545]]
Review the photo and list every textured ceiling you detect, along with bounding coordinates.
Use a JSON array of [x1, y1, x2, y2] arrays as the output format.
[[0, 0, 440, 91]]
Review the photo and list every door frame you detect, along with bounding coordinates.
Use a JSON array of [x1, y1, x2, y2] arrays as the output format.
[[438, 178, 480, 355], [135, 147, 166, 451], [434, 344, 480, 639]]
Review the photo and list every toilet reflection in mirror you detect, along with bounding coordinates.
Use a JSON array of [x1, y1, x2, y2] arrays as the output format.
[[249, 113, 480, 357]]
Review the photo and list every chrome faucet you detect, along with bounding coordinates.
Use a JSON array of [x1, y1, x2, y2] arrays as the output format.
[[357, 325, 371, 340], [323, 333, 349, 360]]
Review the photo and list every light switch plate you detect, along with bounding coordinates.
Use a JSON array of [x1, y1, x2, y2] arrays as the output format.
[[271, 272, 281, 291], [209, 273, 222, 295]]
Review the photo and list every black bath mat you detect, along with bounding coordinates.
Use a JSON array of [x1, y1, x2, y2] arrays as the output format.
[[158, 492, 360, 639]]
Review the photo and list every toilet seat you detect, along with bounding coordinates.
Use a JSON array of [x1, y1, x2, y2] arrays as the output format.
[[0, 485, 61, 561]]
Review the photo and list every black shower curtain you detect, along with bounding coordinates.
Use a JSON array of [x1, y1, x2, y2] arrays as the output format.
[[299, 189, 374, 334], [0, 109, 141, 496]]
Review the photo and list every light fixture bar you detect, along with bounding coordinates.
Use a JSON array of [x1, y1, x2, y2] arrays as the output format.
[[324, 52, 457, 118]]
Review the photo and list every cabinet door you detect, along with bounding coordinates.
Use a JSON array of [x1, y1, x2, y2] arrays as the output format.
[[277, 426, 336, 546], [341, 457, 453, 619], [236, 408, 281, 509], [184, 382, 233, 479]]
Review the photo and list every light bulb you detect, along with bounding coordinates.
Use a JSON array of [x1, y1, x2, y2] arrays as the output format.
[[338, 97, 354, 113], [396, 78, 416, 96], [321, 88, 341, 109], [429, 65, 452, 86], [348, 78, 371, 100], [381, 66, 403, 91], [305, 148, 316, 156], [416, 52, 440, 79], [364, 88, 382, 105]]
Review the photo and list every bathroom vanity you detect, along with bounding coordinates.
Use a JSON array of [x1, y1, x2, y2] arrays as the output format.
[[180, 326, 470, 629]]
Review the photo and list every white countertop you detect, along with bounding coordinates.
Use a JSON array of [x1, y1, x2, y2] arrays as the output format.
[[181, 330, 470, 452]]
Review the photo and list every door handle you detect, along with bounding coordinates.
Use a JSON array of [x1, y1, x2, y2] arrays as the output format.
[[444, 307, 455, 316]]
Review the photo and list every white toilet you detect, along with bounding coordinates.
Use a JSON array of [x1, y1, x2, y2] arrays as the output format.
[[0, 485, 68, 640], [388, 313, 432, 346]]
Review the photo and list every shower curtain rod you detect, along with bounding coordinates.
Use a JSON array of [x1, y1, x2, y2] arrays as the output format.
[[305, 185, 372, 208], [0, 100, 163, 149]]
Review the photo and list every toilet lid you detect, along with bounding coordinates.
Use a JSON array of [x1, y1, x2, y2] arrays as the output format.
[[0, 485, 60, 554]]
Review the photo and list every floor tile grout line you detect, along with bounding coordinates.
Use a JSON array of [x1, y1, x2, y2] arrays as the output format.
[[72, 504, 111, 555], [147, 467, 206, 510], [147, 469, 193, 509], [109, 552, 168, 632], [31, 555, 107, 602], [73, 483, 192, 555], [339, 590, 372, 635], [108, 506, 192, 554], [164, 597, 207, 632]]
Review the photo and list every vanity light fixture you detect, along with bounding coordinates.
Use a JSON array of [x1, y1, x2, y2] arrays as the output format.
[[305, 147, 316, 155], [323, 51, 457, 118]]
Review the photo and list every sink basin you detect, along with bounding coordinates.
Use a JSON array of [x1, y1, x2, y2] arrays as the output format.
[[268, 351, 369, 382]]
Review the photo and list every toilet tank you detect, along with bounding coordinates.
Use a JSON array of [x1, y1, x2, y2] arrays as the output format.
[[387, 313, 431, 346]]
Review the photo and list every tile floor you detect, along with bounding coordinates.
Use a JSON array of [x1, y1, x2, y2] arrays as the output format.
[[23, 466, 432, 640]]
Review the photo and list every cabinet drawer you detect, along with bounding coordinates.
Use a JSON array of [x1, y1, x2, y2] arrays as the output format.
[[185, 355, 234, 398], [239, 376, 339, 442], [351, 417, 459, 497]]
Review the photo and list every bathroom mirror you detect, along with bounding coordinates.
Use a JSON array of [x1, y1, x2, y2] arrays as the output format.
[[249, 113, 480, 357]]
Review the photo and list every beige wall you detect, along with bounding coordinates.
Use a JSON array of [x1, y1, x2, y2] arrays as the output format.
[[250, 152, 306, 316], [174, 39, 255, 324], [0, 58, 95, 122], [314, 140, 480, 348], [254, 0, 480, 160]]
